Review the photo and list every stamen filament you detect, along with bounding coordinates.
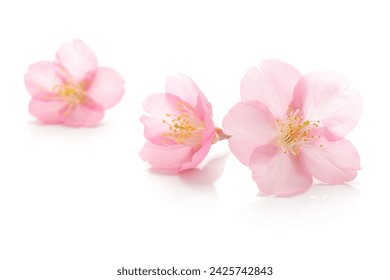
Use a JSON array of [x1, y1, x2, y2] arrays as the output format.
[[161, 102, 204, 147], [277, 106, 322, 155]]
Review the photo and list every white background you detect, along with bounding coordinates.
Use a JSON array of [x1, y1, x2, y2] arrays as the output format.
[[0, 1, 389, 279]]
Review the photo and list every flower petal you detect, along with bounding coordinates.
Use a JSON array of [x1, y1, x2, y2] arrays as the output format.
[[192, 87, 212, 119], [180, 121, 215, 171], [87, 67, 125, 109], [179, 141, 212, 171], [222, 101, 276, 166], [301, 138, 360, 184], [59, 101, 104, 127], [29, 99, 65, 124], [292, 71, 362, 139], [241, 59, 302, 119], [165, 74, 208, 108], [249, 145, 313, 196], [139, 142, 194, 171], [140, 115, 173, 145], [55, 39, 98, 83], [25, 62, 62, 99], [142, 93, 183, 117]]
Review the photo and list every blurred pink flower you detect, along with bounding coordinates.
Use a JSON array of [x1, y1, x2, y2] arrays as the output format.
[[25, 40, 125, 127], [223, 60, 362, 196], [140, 75, 222, 171]]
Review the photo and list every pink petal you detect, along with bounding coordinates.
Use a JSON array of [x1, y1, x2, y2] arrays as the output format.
[[179, 121, 215, 171], [241, 59, 302, 119], [249, 145, 313, 196], [87, 67, 125, 109], [192, 93, 212, 122], [139, 142, 194, 171], [179, 95, 215, 170], [292, 72, 362, 139], [25, 62, 62, 99], [55, 39, 98, 83], [301, 138, 360, 184], [140, 115, 173, 145], [165, 74, 208, 108], [142, 93, 183, 117], [222, 101, 277, 166], [59, 101, 104, 127], [179, 141, 212, 171], [29, 99, 65, 124]]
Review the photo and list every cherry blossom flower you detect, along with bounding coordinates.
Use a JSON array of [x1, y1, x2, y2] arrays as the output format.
[[223, 60, 362, 196], [25, 40, 125, 127], [140, 75, 225, 171]]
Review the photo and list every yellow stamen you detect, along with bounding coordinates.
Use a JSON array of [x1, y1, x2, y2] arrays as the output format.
[[51, 81, 86, 105], [276, 106, 322, 155], [160, 101, 205, 147]]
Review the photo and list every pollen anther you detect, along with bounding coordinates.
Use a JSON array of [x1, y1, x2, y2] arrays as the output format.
[[276, 106, 321, 155]]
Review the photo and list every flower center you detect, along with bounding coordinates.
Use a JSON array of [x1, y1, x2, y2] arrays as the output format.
[[276, 106, 321, 155], [161, 101, 205, 147], [52, 81, 86, 105]]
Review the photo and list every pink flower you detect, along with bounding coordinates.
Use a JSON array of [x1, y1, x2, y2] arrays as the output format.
[[25, 40, 125, 127], [223, 60, 362, 196], [140, 75, 220, 171]]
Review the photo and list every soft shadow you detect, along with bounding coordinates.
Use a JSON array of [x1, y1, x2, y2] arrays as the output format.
[[240, 184, 360, 229], [178, 153, 230, 188], [148, 153, 230, 192], [28, 120, 110, 136], [144, 153, 230, 207], [27, 120, 114, 152]]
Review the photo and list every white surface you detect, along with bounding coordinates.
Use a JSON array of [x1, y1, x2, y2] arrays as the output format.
[[0, 1, 389, 279]]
